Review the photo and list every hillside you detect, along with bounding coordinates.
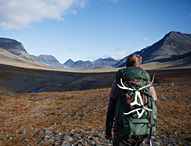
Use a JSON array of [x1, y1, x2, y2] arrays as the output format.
[[0, 38, 34, 61], [0, 48, 53, 70], [31, 55, 64, 68], [115, 31, 191, 68], [0, 38, 56, 70], [141, 31, 191, 62]]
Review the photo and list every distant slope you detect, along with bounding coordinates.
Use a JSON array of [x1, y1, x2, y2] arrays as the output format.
[[0, 48, 52, 70], [31, 54, 64, 68], [0, 37, 59, 70], [115, 31, 191, 68], [93, 57, 118, 68], [64, 57, 118, 69], [64, 59, 75, 67], [65, 59, 93, 69], [140, 31, 191, 63], [0, 38, 34, 61]]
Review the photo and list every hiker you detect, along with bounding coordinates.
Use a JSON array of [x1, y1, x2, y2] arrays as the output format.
[[105, 54, 158, 146]]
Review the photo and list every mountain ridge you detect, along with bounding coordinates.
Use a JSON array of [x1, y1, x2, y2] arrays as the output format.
[[31, 54, 64, 68], [0, 31, 191, 70], [115, 31, 191, 68], [63, 57, 118, 69], [0, 38, 35, 61]]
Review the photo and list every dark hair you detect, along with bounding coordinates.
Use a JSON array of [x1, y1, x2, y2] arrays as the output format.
[[126, 54, 142, 67]]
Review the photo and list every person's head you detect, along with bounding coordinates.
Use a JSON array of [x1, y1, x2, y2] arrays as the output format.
[[126, 54, 142, 68]]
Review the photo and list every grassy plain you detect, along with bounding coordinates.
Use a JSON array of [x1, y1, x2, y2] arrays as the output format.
[[0, 69, 191, 145], [0, 62, 191, 145]]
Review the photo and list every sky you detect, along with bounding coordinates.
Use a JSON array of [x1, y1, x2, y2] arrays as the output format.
[[0, 0, 191, 63]]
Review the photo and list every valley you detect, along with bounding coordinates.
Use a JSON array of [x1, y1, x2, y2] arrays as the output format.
[[0, 31, 191, 146], [0, 64, 115, 93]]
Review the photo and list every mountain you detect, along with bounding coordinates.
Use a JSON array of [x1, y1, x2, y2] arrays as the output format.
[[31, 55, 64, 68], [63, 57, 118, 69], [115, 31, 191, 67], [0, 37, 117, 70], [64, 59, 93, 69], [1, 31, 191, 70], [64, 59, 75, 67], [113, 56, 128, 68], [0, 47, 49, 70], [140, 31, 191, 63], [0, 37, 65, 69], [0, 37, 52, 70], [0, 38, 34, 61], [93, 57, 118, 67]]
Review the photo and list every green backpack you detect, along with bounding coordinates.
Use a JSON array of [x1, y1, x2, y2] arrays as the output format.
[[114, 67, 157, 139]]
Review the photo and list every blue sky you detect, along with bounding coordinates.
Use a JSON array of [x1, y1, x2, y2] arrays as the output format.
[[0, 0, 191, 63]]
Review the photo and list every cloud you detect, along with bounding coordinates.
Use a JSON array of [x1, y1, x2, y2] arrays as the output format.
[[111, 51, 129, 60], [86, 56, 100, 61], [143, 37, 150, 42], [0, 0, 86, 29], [113, 47, 125, 51], [59, 47, 78, 51], [104, 0, 120, 3]]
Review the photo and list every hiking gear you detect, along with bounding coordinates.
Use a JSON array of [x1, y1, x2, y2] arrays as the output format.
[[117, 78, 154, 118], [113, 136, 146, 146], [114, 67, 157, 140]]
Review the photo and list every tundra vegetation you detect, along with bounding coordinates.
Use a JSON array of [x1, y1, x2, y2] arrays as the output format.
[[0, 69, 191, 146]]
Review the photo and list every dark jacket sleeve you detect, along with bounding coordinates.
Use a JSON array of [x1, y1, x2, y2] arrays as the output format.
[[105, 80, 118, 136]]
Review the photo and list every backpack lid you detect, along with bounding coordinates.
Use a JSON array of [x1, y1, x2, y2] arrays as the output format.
[[116, 67, 150, 84], [116, 67, 151, 95]]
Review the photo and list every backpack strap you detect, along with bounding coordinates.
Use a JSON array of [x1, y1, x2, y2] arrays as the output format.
[[149, 101, 154, 146]]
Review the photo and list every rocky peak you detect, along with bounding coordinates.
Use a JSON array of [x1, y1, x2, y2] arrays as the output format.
[[64, 59, 74, 65], [37, 55, 60, 64], [31, 54, 63, 68], [0, 38, 26, 52], [115, 31, 191, 67], [0, 37, 34, 61]]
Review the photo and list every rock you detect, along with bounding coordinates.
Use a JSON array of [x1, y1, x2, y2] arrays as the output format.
[[64, 136, 73, 142], [159, 96, 167, 100], [58, 132, 62, 136], [43, 129, 51, 134], [170, 82, 174, 86], [155, 142, 161, 146], [61, 143, 70, 146], [91, 128, 96, 131], [45, 135, 50, 140], [23, 129, 27, 134]]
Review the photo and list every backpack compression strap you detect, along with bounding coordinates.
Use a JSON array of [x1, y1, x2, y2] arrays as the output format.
[[117, 78, 154, 118]]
